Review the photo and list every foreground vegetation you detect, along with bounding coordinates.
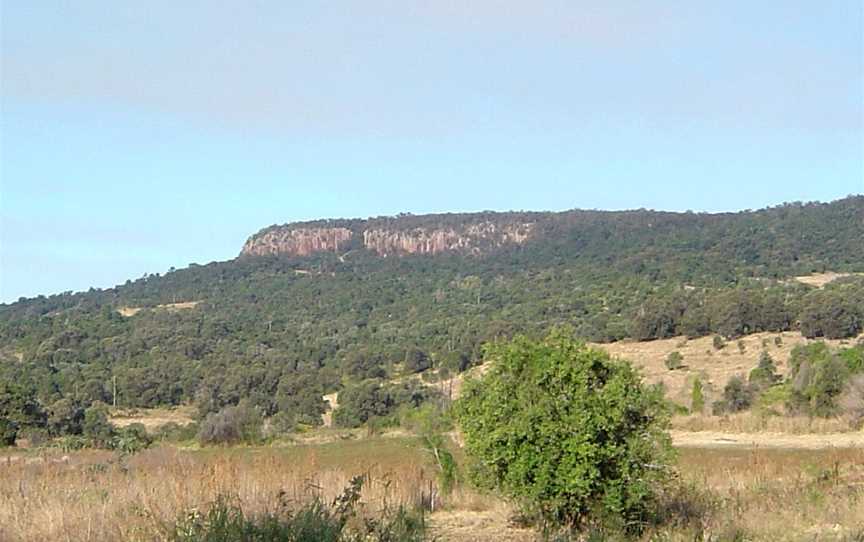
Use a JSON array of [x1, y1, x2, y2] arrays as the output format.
[[2, 437, 863, 541]]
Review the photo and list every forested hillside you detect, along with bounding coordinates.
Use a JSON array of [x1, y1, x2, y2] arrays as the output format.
[[1, 197, 862, 440]]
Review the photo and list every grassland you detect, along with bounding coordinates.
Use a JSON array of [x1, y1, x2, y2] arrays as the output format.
[[594, 331, 864, 406], [2, 435, 864, 541]]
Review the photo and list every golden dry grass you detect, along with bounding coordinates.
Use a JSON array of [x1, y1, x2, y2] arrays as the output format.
[[117, 301, 200, 318], [671, 411, 856, 435], [0, 437, 451, 542], [594, 331, 864, 406], [109, 405, 197, 431], [793, 272, 863, 288], [3, 437, 864, 541], [441, 330, 863, 413], [671, 447, 864, 540]]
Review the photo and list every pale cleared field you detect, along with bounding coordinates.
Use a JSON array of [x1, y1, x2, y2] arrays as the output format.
[[594, 331, 864, 407], [109, 405, 197, 431]]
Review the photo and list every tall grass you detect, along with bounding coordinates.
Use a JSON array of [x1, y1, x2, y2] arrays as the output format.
[[2, 439, 864, 540], [0, 438, 441, 541]]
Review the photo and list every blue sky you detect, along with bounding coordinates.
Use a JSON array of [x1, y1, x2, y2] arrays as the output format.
[[1, 1, 862, 302]]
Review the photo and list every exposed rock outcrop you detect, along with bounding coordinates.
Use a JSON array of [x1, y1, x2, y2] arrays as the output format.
[[241, 227, 353, 257], [240, 219, 536, 258], [362, 222, 534, 255]]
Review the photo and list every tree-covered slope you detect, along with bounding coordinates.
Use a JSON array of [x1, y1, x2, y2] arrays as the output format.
[[0, 197, 862, 424]]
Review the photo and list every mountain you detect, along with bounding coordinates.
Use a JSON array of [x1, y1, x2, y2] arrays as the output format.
[[0, 196, 862, 425]]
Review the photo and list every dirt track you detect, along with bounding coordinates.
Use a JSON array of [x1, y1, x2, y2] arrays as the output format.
[[671, 430, 864, 450]]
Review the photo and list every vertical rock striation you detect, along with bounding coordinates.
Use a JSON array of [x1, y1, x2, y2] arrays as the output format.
[[240, 227, 353, 257]]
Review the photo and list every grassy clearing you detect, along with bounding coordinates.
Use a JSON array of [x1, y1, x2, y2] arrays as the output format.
[[0, 437, 443, 542], [595, 331, 864, 405], [2, 437, 864, 541], [671, 411, 855, 434], [109, 405, 197, 431], [670, 447, 864, 540]]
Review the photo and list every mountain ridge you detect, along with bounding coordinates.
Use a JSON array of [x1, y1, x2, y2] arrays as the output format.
[[0, 195, 862, 430]]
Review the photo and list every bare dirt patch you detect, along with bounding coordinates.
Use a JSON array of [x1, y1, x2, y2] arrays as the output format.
[[671, 430, 864, 450], [117, 301, 200, 318], [109, 405, 196, 432], [793, 271, 862, 288], [321, 392, 339, 427]]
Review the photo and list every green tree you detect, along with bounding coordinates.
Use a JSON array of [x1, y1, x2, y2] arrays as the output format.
[[713, 375, 752, 415], [664, 351, 684, 371], [82, 402, 115, 448], [455, 330, 673, 533], [749, 351, 780, 391], [690, 378, 705, 414], [0, 383, 46, 446]]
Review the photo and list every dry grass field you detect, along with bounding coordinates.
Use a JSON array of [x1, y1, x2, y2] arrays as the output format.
[[0, 438, 438, 542], [2, 436, 864, 541], [109, 406, 197, 431], [594, 331, 864, 406]]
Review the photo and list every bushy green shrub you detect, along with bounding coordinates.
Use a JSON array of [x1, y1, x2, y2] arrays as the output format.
[[47, 398, 85, 436], [712, 376, 753, 415], [198, 401, 262, 445], [333, 381, 439, 429], [786, 342, 857, 417], [82, 402, 115, 448], [112, 423, 152, 454], [455, 329, 673, 533], [0, 383, 46, 446], [749, 351, 780, 391], [665, 351, 684, 371], [690, 378, 705, 414]]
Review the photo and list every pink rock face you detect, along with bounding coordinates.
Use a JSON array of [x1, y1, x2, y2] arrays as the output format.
[[362, 222, 534, 255], [241, 227, 353, 257], [241, 222, 535, 258]]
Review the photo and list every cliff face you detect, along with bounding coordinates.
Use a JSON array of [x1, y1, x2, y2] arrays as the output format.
[[240, 220, 535, 258], [362, 222, 534, 255], [240, 227, 353, 257]]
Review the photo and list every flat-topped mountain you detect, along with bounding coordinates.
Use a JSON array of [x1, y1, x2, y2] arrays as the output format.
[[1, 196, 862, 423], [240, 197, 864, 261], [240, 214, 538, 257]]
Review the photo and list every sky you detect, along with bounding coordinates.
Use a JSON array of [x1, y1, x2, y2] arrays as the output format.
[[1, 1, 863, 302]]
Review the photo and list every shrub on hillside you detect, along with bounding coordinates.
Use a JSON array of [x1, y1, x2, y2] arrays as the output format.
[[333, 380, 439, 429], [404, 348, 432, 374], [455, 329, 673, 534], [665, 351, 684, 371], [800, 290, 863, 339], [82, 402, 115, 448], [0, 383, 46, 446], [749, 351, 780, 391], [198, 401, 262, 445], [112, 423, 152, 454], [712, 376, 753, 415], [785, 342, 858, 417], [690, 378, 705, 414]]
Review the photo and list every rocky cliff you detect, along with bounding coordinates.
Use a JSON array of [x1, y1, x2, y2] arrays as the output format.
[[362, 222, 534, 255], [240, 227, 353, 257], [240, 218, 536, 258]]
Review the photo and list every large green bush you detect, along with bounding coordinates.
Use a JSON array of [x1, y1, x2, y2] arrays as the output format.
[[454, 329, 673, 533]]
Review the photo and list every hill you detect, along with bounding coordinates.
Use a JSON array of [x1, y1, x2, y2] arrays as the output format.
[[0, 196, 862, 432]]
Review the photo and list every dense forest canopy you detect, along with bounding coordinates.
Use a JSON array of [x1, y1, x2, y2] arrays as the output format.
[[0, 196, 862, 437]]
